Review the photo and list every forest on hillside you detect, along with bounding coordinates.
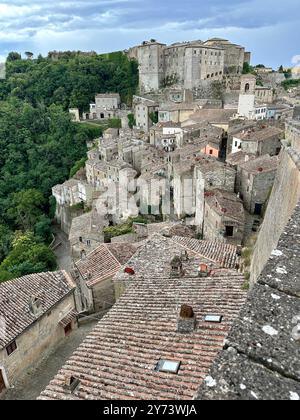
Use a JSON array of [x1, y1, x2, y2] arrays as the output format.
[[0, 51, 139, 282]]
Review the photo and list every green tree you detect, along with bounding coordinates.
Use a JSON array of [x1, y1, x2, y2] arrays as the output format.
[[0, 232, 56, 281], [7, 52, 21, 62], [149, 112, 159, 124], [7, 189, 45, 231], [127, 113, 136, 129]]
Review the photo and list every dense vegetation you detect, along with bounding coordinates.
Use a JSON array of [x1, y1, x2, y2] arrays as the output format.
[[282, 78, 300, 90], [0, 51, 138, 282]]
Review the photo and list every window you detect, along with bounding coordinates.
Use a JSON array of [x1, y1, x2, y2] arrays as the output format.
[[225, 226, 234, 237], [155, 359, 181, 374], [209, 149, 213, 155], [205, 315, 222, 323], [6, 340, 17, 356]]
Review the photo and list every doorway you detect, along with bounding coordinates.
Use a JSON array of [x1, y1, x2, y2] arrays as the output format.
[[64, 323, 72, 336], [254, 203, 263, 216]]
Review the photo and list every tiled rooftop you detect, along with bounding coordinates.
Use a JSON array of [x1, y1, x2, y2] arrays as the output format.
[[0, 271, 75, 349], [238, 154, 279, 174], [235, 126, 283, 142], [226, 151, 256, 166], [113, 233, 240, 284], [171, 236, 239, 269], [76, 243, 139, 287], [39, 273, 247, 400]]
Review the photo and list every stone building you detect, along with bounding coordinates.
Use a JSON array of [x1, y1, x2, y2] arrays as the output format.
[[203, 38, 249, 75], [68, 208, 107, 259], [130, 38, 250, 93], [236, 154, 279, 215], [158, 102, 196, 124], [266, 104, 294, 121], [194, 158, 236, 230], [132, 39, 225, 93], [83, 93, 121, 120], [181, 108, 236, 132], [255, 86, 273, 104], [231, 125, 283, 156], [237, 74, 257, 119], [133, 96, 158, 132], [0, 271, 77, 393], [203, 189, 245, 245], [72, 243, 139, 313]]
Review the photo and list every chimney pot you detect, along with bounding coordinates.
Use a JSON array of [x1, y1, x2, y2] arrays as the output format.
[[177, 304, 196, 333]]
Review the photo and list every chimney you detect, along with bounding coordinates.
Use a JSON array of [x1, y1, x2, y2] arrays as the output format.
[[177, 304, 196, 333], [170, 256, 184, 277], [198, 263, 209, 277]]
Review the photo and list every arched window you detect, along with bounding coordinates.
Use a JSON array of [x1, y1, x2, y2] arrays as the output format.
[[245, 83, 250, 93]]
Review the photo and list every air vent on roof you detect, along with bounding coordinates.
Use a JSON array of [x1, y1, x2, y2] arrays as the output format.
[[205, 315, 223, 323], [155, 359, 181, 374], [63, 375, 80, 393], [124, 267, 135, 275]]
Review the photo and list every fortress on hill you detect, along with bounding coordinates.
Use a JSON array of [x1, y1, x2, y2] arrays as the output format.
[[127, 38, 251, 92]]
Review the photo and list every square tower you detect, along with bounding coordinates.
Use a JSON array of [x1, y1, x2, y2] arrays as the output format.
[[137, 41, 166, 93], [238, 74, 256, 119]]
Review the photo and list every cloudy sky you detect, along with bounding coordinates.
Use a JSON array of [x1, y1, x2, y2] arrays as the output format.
[[0, 0, 299, 67]]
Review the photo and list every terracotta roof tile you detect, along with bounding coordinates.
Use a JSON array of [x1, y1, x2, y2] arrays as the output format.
[[39, 274, 247, 400], [76, 243, 139, 287], [0, 271, 75, 349]]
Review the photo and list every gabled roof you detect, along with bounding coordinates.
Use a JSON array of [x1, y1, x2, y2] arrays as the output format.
[[39, 273, 247, 400], [76, 243, 140, 287], [0, 271, 75, 349], [171, 236, 239, 269]]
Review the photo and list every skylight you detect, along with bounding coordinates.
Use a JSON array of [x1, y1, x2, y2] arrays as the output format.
[[205, 315, 223, 323], [155, 359, 181, 374]]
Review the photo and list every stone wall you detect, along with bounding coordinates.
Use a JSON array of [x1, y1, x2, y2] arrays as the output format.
[[250, 145, 300, 284]]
